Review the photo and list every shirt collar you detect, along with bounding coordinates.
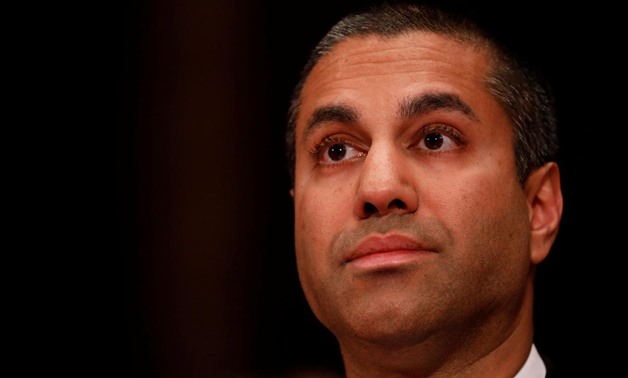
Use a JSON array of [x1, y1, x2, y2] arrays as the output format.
[[514, 344, 546, 378]]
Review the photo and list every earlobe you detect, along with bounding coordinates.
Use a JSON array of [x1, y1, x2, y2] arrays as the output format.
[[290, 188, 295, 199], [525, 162, 563, 264]]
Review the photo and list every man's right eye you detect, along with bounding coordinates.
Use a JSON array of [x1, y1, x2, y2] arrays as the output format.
[[311, 137, 366, 165]]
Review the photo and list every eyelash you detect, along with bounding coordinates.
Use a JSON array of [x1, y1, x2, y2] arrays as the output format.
[[415, 124, 463, 145], [308, 123, 464, 162], [308, 135, 357, 161]]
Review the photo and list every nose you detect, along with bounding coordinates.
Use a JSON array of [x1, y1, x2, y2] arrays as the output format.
[[354, 144, 419, 219]]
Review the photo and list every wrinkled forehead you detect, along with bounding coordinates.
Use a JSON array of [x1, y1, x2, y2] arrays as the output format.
[[298, 31, 496, 126]]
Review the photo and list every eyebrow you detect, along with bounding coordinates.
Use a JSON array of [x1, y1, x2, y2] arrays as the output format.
[[399, 92, 478, 121], [301, 92, 478, 142], [302, 104, 359, 142]]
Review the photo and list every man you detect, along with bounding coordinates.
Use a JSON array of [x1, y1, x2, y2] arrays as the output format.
[[285, 2, 563, 377]]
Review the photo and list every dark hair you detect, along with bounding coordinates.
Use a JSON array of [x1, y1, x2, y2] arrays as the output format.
[[285, 3, 558, 186]]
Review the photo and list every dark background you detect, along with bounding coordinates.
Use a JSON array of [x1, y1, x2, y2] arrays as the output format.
[[65, 1, 623, 377]]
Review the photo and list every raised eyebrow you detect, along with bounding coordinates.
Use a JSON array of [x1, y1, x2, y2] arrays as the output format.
[[302, 104, 359, 142], [398, 92, 478, 121]]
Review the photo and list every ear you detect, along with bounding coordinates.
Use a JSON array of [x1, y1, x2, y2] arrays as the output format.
[[289, 188, 295, 199], [525, 162, 563, 264]]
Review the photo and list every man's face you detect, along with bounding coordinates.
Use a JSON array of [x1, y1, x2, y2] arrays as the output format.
[[292, 32, 533, 347]]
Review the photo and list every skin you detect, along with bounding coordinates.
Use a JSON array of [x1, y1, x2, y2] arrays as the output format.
[[291, 32, 562, 377]]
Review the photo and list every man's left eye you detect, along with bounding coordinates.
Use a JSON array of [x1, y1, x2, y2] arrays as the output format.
[[416, 132, 457, 151]]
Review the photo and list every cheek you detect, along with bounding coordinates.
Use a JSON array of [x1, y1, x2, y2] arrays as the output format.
[[422, 163, 529, 248], [429, 173, 530, 278], [293, 182, 354, 313], [294, 183, 353, 268], [432, 158, 522, 219]]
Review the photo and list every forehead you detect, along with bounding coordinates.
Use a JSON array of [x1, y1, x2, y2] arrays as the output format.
[[298, 32, 496, 128]]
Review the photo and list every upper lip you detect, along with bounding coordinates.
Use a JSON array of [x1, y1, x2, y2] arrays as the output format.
[[345, 233, 434, 263]]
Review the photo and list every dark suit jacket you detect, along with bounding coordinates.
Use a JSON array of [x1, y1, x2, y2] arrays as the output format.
[[540, 353, 559, 378]]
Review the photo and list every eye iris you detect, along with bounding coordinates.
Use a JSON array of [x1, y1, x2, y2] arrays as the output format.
[[328, 143, 347, 161], [424, 133, 444, 150]]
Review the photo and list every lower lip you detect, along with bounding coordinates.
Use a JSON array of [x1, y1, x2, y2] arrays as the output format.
[[348, 249, 433, 270]]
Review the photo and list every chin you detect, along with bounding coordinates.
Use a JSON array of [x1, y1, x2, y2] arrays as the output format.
[[332, 300, 432, 348]]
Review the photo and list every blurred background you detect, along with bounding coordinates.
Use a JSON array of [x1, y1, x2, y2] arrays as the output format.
[[68, 0, 623, 377]]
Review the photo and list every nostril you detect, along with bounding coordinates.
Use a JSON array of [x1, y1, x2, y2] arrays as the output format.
[[363, 202, 377, 217], [362, 199, 409, 218], [388, 199, 407, 210]]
